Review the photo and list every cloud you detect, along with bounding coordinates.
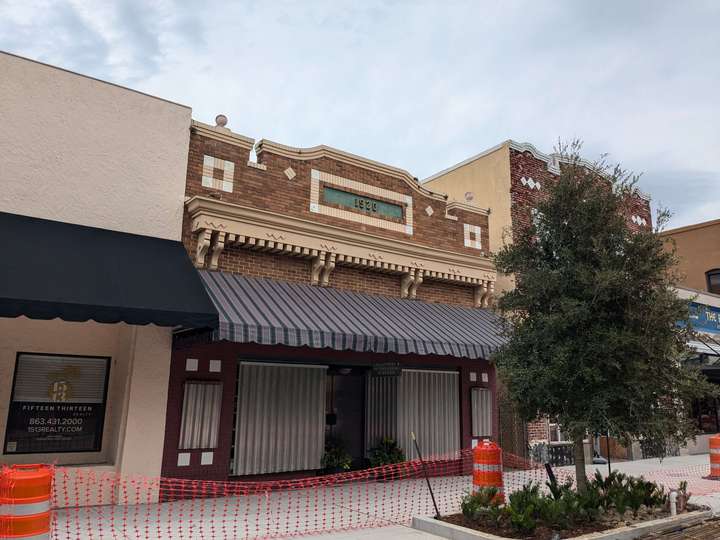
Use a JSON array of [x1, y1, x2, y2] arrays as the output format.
[[1, 0, 718, 228]]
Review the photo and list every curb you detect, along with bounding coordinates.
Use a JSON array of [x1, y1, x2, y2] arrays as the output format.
[[411, 510, 713, 540]]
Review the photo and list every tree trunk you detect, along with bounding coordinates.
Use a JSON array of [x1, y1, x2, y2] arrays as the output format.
[[574, 434, 588, 492]]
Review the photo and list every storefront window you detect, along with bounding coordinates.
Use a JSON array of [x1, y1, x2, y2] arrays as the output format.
[[4, 353, 110, 454], [471, 387, 492, 438], [178, 381, 222, 450]]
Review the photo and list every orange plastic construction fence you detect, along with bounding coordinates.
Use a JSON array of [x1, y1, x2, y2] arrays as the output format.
[[709, 434, 720, 480], [0, 464, 52, 540], [472, 439, 504, 502]]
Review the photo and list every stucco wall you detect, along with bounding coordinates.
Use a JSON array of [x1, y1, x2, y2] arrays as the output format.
[[0, 318, 171, 503], [662, 220, 720, 292], [0, 52, 191, 240]]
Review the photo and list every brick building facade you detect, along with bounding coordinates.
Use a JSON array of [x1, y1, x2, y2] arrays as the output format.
[[160, 119, 504, 481]]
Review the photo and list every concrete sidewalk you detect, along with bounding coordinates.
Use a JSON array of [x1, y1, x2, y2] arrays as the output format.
[[50, 453, 720, 539]]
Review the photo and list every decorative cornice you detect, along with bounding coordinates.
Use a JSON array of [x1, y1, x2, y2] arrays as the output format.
[[447, 200, 491, 217], [191, 120, 255, 151], [257, 138, 461, 206], [186, 195, 497, 285], [508, 140, 651, 201]]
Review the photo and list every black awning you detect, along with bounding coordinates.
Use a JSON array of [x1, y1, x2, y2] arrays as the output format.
[[200, 271, 505, 360], [0, 212, 218, 328]]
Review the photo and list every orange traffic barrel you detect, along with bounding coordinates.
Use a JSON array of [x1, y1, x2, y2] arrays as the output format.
[[0, 464, 52, 539], [710, 435, 720, 480], [472, 439, 504, 502]]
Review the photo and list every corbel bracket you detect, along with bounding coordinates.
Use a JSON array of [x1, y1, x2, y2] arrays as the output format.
[[208, 231, 226, 270], [195, 229, 213, 268], [474, 281, 495, 308], [311, 251, 336, 286], [401, 269, 424, 299]]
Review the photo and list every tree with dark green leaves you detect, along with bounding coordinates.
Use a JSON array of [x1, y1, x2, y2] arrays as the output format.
[[493, 141, 714, 491]]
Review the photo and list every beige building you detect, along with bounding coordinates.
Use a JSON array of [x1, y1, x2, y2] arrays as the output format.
[[424, 141, 653, 294], [661, 218, 720, 294], [0, 52, 216, 505]]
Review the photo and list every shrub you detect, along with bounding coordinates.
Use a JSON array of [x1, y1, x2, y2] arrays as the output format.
[[507, 483, 543, 533], [459, 472, 667, 535], [368, 437, 405, 467], [461, 487, 502, 522], [321, 437, 352, 471]]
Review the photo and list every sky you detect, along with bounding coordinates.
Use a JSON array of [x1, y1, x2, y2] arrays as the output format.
[[1, 0, 718, 229]]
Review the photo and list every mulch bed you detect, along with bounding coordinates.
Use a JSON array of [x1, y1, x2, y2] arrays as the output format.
[[439, 507, 673, 539]]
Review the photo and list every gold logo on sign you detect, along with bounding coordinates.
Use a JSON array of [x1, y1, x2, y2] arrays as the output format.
[[46, 366, 81, 402]]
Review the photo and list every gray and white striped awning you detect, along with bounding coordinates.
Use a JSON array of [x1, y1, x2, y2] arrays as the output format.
[[199, 271, 505, 360]]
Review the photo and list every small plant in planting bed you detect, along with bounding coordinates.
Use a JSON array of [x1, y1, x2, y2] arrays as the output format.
[[440, 473, 697, 539]]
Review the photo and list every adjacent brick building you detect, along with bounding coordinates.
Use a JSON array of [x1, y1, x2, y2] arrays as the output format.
[[425, 140, 652, 453]]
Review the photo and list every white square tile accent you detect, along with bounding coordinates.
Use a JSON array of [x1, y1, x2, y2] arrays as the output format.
[[201, 154, 235, 193], [177, 453, 191, 467], [185, 358, 198, 372], [209, 359, 222, 373], [311, 169, 320, 180], [469, 372, 477, 382], [201, 451, 214, 465], [284, 167, 296, 180], [520, 176, 541, 191], [463, 224, 482, 250], [425, 205, 434, 216], [481, 372, 489, 383]]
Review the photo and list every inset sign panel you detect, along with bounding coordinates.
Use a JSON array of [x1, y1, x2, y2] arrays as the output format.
[[310, 169, 414, 235], [4, 353, 110, 454], [322, 187, 404, 220]]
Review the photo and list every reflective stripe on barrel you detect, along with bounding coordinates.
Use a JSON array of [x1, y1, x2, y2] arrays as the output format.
[[0, 464, 52, 539], [710, 435, 720, 479], [472, 439, 504, 502]]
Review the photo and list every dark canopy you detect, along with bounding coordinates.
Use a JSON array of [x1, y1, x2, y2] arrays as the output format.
[[0, 212, 218, 328], [200, 271, 505, 360]]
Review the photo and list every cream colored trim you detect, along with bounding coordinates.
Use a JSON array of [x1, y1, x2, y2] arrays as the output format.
[[186, 196, 496, 288], [447, 200, 491, 216], [256, 138, 451, 203], [661, 218, 720, 237], [310, 168, 414, 235], [676, 287, 720, 308], [191, 120, 255, 150]]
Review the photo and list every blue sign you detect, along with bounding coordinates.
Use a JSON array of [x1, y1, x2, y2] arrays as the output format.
[[689, 302, 720, 335]]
